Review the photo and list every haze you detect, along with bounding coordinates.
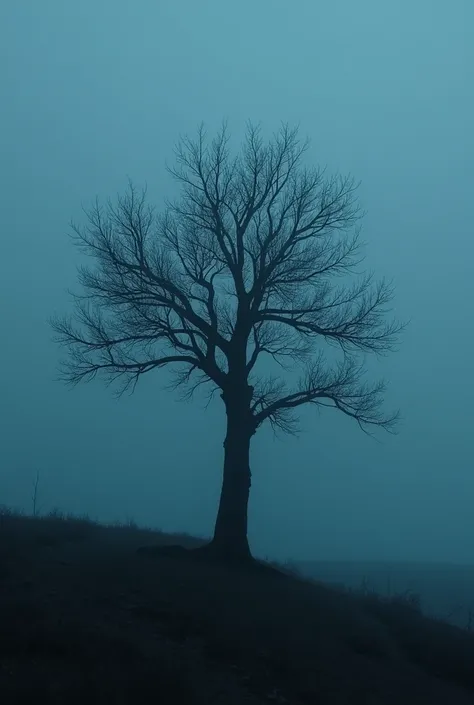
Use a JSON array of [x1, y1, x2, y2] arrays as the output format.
[[1, 0, 472, 565]]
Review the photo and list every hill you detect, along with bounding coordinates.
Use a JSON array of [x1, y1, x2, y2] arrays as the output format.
[[297, 560, 474, 630], [1, 508, 474, 704]]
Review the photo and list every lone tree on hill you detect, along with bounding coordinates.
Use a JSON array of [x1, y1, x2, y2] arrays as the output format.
[[51, 122, 402, 561]]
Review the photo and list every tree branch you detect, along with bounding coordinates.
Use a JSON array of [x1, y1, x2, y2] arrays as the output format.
[[252, 354, 399, 435]]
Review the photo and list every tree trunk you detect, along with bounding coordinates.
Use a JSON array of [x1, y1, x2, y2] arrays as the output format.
[[210, 386, 255, 561]]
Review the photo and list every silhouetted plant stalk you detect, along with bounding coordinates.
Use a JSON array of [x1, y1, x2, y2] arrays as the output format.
[[31, 469, 41, 518]]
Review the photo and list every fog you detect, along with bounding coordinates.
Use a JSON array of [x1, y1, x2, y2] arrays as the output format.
[[1, 0, 472, 564]]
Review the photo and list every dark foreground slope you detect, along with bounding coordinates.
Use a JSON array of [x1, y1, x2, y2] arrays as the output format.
[[298, 560, 474, 631], [1, 510, 474, 704]]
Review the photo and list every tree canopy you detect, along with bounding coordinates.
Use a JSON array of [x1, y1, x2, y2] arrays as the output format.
[[52, 122, 401, 436]]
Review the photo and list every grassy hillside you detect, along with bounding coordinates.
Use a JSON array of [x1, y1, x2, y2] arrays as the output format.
[[1, 508, 474, 704], [298, 560, 474, 631]]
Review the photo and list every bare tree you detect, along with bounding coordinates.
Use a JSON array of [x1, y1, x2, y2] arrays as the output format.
[[51, 122, 402, 561]]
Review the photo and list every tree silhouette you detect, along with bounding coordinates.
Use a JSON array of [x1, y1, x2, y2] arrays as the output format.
[[51, 122, 402, 561]]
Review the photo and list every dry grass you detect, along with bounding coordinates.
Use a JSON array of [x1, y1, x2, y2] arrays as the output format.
[[1, 507, 474, 704]]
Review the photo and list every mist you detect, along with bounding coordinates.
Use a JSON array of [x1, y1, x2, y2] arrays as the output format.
[[1, 0, 472, 564]]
